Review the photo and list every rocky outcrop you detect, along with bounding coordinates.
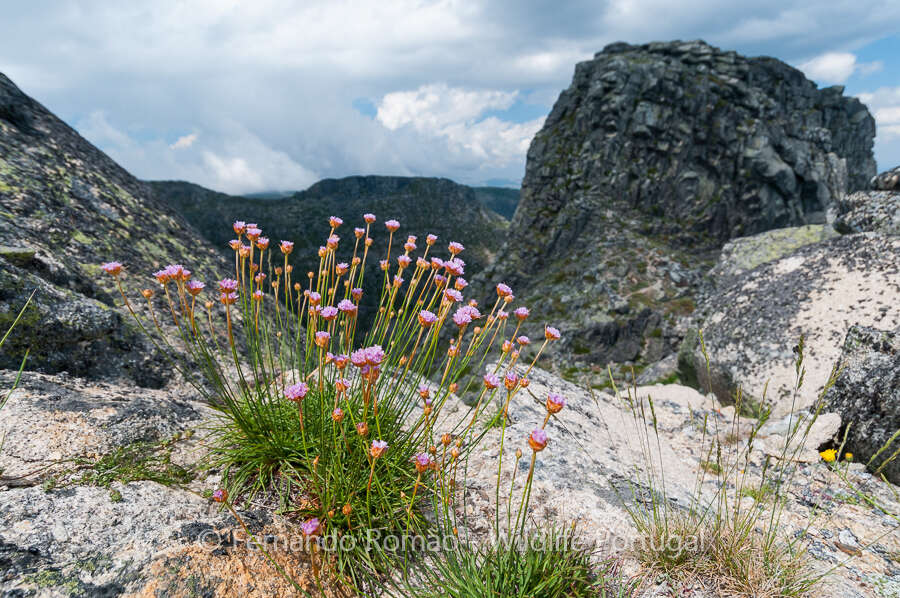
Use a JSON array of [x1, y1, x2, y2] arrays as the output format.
[[823, 326, 900, 484], [479, 40, 875, 371], [682, 233, 900, 415], [0, 72, 226, 387], [871, 165, 900, 191], [709, 224, 838, 288], [152, 176, 508, 323], [835, 190, 900, 236]]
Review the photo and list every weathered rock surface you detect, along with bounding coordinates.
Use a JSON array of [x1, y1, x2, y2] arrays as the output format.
[[871, 165, 900, 191], [478, 39, 875, 372], [822, 326, 900, 484], [0, 72, 226, 387], [683, 233, 900, 415], [709, 224, 838, 288], [835, 190, 900, 236]]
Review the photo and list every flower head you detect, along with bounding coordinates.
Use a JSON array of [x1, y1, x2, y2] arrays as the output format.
[[444, 259, 464, 276], [454, 277, 468, 291], [426, 234, 437, 245], [545, 326, 561, 341], [370, 439, 388, 459], [335, 262, 349, 276], [246, 227, 262, 241], [332, 407, 345, 422], [220, 292, 238, 305], [385, 219, 400, 232], [430, 257, 444, 270], [301, 518, 322, 537], [351, 287, 363, 301], [252, 290, 264, 301], [444, 289, 463, 303], [315, 330, 331, 348], [212, 488, 228, 503], [452, 308, 473, 328], [483, 374, 500, 389], [517, 335, 530, 346], [448, 241, 464, 255], [820, 449, 837, 463], [337, 299, 357, 315], [414, 452, 434, 473], [504, 371, 519, 391], [329, 216, 343, 228], [327, 235, 340, 250], [404, 240, 417, 252], [184, 280, 204, 296], [417, 385, 431, 400], [356, 421, 369, 436], [546, 393, 566, 414], [333, 354, 349, 370], [218, 278, 238, 292], [256, 237, 269, 250], [514, 307, 530, 321], [229, 239, 241, 251], [364, 213, 376, 224], [101, 261, 123, 276], [308, 291, 321, 306], [280, 240, 294, 254], [379, 259, 389, 271], [496, 283, 512, 298], [418, 310, 437, 328], [233, 221, 246, 235], [284, 382, 309, 402], [321, 306, 339, 320], [353, 227, 365, 239], [528, 428, 548, 452], [398, 255, 411, 268]]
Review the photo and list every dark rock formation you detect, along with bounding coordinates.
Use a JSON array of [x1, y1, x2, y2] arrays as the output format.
[[680, 233, 900, 415], [151, 176, 508, 323], [479, 40, 875, 371], [871, 165, 900, 191], [822, 326, 900, 484], [0, 72, 226, 386]]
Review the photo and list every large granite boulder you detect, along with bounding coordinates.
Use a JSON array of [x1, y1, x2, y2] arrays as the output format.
[[835, 190, 900, 236], [0, 72, 227, 386], [822, 326, 900, 484], [478, 40, 875, 371], [681, 233, 900, 415]]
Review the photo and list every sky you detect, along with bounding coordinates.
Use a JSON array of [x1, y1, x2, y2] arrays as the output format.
[[1, 1, 899, 194]]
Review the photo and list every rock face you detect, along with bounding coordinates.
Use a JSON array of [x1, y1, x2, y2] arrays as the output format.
[[682, 233, 900, 415], [823, 326, 900, 483], [152, 176, 508, 323], [478, 40, 875, 373], [0, 72, 226, 387], [835, 190, 900, 236], [871, 165, 900, 191]]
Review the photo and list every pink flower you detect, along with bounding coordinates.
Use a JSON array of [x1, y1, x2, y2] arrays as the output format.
[[430, 257, 444, 269], [433, 274, 446, 287], [212, 488, 228, 503], [496, 283, 512, 297], [256, 237, 269, 250], [444, 259, 464, 277], [418, 310, 437, 328], [352, 345, 384, 367], [404, 241, 417, 252], [308, 292, 322, 305], [363, 213, 376, 223], [335, 262, 349, 275], [418, 385, 431, 399], [187, 280, 205, 296], [426, 234, 437, 246], [333, 354, 349, 369], [351, 288, 363, 301], [370, 439, 388, 458], [280, 240, 294, 254], [354, 227, 365, 239], [229, 239, 241, 251], [517, 335, 530, 346], [528, 428, 548, 452], [497, 310, 509, 320], [252, 290, 264, 301], [416, 257, 429, 269], [284, 382, 309, 401], [254, 273, 266, 284], [504, 371, 519, 390], [337, 299, 357, 315], [483, 374, 500, 389], [246, 227, 262, 240], [335, 378, 351, 393], [452, 308, 472, 327], [514, 307, 530, 321], [459, 305, 480, 320], [219, 278, 239, 292], [414, 453, 434, 473], [379, 259, 389, 271], [392, 275, 404, 288], [454, 277, 468, 290], [220, 292, 238, 305], [332, 407, 345, 422], [300, 518, 322, 537], [327, 235, 340, 249], [448, 241, 464, 255], [315, 330, 331, 347], [444, 289, 463, 303], [547, 393, 566, 414], [385, 219, 400, 232], [397, 255, 411, 268], [101, 261, 122, 276], [321, 306, 339, 320], [233, 221, 246, 235], [329, 216, 343, 228]]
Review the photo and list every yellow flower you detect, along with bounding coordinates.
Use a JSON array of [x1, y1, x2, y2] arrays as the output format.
[[820, 449, 837, 463], [845, 452, 853, 461]]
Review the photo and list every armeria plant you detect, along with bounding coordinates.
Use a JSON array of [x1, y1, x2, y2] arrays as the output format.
[[101, 215, 599, 594]]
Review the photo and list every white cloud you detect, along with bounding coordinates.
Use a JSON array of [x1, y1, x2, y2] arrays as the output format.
[[170, 133, 198, 150], [799, 52, 858, 84], [859, 87, 900, 140], [377, 84, 543, 168]]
